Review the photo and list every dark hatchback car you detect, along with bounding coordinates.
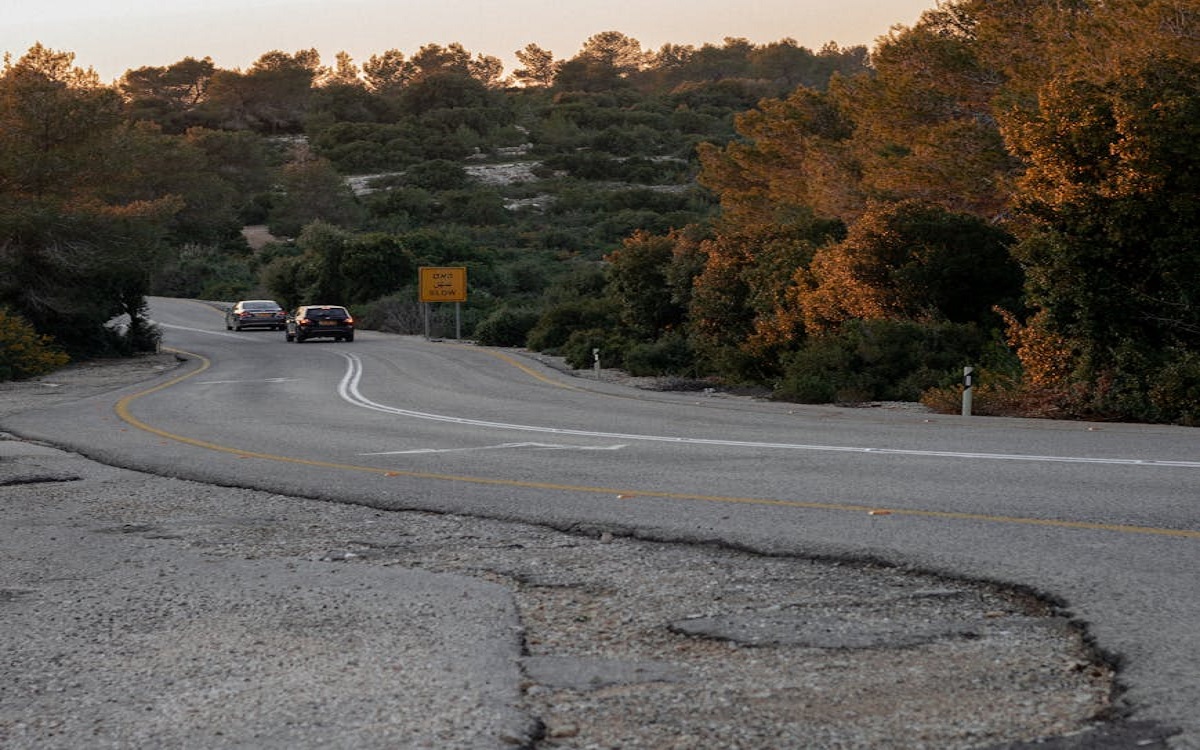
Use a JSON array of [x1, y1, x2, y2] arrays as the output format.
[[226, 299, 286, 331], [285, 305, 355, 343]]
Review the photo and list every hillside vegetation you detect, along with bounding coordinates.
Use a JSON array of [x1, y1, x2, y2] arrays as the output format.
[[2, 0, 1199, 424]]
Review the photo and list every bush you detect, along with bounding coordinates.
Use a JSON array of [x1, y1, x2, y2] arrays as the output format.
[[364, 187, 437, 227], [542, 151, 624, 180], [1072, 346, 1200, 425], [562, 328, 626, 370], [776, 320, 987, 403], [923, 349, 1200, 425], [355, 291, 423, 335], [919, 369, 1035, 416], [774, 339, 850, 402], [623, 333, 697, 377], [405, 159, 469, 191], [526, 297, 619, 353], [1149, 350, 1200, 426], [473, 306, 541, 347], [439, 189, 509, 226], [151, 243, 255, 299], [0, 307, 71, 381], [99, 315, 163, 357]]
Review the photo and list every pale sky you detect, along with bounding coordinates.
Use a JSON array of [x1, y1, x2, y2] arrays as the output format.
[[1, 0, 936, 82]]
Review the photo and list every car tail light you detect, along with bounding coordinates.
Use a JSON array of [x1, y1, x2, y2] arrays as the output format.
[[345, 316, 354, 324]]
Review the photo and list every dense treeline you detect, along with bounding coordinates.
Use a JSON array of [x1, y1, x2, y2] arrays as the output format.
[[684, 0, 1200, 423], [0, 32, 865, 362], [2, 1, 1198, 424]]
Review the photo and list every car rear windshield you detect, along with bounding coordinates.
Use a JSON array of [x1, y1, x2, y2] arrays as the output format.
[[307, 308, 348, 319], [245, 302, 280, 311]]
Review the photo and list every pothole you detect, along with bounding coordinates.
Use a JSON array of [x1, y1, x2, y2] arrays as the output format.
[[498, 534, 1116, 749], [286, 527, 1115, 747]]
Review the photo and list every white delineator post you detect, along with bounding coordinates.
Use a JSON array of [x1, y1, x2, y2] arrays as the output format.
[[962, 366, 974, 417]]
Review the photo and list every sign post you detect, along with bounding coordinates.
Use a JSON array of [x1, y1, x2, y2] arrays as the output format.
[[418, 267, 467, 340]]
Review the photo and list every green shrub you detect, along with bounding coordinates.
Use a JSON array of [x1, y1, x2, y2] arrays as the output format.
[[776, 320, 987, 403], [355, 291, 423, 335], [439, 189, 509, 226], [151, 243, 255, 299], [774, 339, 849, 402], [364, 186, 437, 226], [923, 349, 1200, 424], [623, 333, 697, 377], [473, 306, 541, 347], [100, 315, 163, 357], [0, 307, 71, 381], [562, 329, 626, 370], [526, 297, 619, 353], [919, 369, 1032, 416], [1149, 350, 1200, 426], [404, 160, 469, 191]]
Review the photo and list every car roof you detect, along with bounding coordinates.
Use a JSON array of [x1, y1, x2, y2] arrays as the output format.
[[238, 299, 281, 307]]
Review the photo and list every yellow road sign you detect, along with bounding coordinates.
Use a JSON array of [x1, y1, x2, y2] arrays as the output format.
[[419, 266, 467, 303]]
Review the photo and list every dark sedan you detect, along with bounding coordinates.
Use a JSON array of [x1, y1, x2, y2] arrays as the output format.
[[285, 305, 355, 343], [226, 300, 286, 331]]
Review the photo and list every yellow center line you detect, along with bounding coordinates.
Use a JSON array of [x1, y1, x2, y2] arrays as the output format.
[[467, 346, 584, 390], [114, 347, 1200, 541]]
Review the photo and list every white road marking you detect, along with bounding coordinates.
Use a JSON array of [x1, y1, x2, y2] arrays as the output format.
[[158, 323, 247, 339], [335, 352, 1200, 469], [196, 378, 298, 385], [364, 442, 628, 456]]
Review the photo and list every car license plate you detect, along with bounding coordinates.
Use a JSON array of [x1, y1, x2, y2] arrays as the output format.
[[319, 320, 337, 326]]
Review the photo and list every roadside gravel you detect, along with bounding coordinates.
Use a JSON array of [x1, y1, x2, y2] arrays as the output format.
[[0, 354, 1128, 748]]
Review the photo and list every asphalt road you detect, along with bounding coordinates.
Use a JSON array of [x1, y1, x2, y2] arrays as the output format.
[[5, 296, 1199, 747]]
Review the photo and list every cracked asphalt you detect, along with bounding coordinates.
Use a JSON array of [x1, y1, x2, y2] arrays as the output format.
[[0, 355, 1166, 748]]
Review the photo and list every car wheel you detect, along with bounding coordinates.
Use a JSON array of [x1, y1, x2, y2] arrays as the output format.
[[345, 334, 354, 342], [295, 334, 305, 343]]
